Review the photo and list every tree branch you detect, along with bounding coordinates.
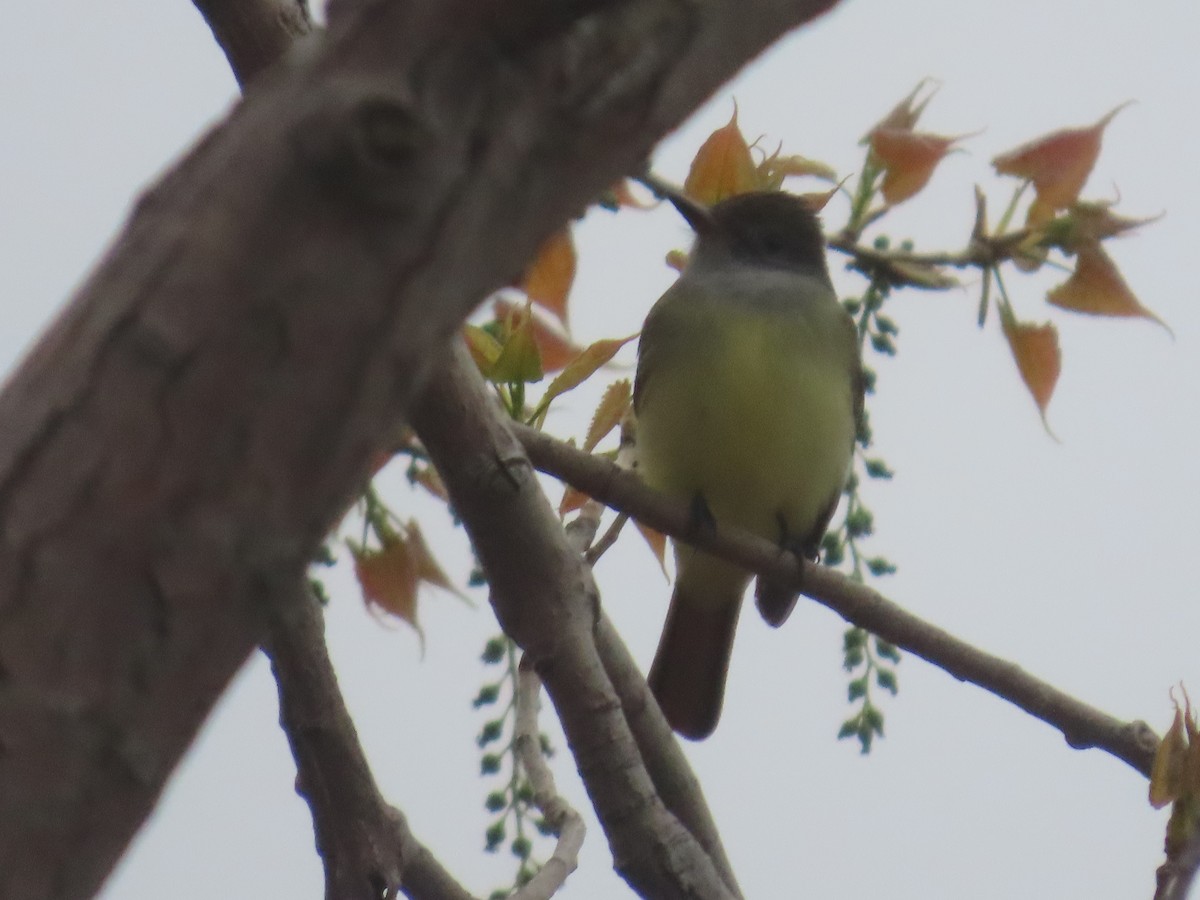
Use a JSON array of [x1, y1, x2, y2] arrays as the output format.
[[1157, 823, 1200, 900], [190, 0, 314, 87], [189, 4, 485, 897], [0, 0, 840, 893], [510, 422, 1162, 778], [411, 344, 740, 898], [262, 589, 474, 900], [553, 435, 735, 884]]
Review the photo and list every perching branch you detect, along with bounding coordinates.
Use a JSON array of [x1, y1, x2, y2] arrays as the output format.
[[510, 421, 1162, 778], [554, 433, 730, 885], [412, 344, 741, 898]]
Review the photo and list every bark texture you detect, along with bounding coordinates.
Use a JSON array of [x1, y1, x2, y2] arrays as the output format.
[[0, 0, 838, 896]]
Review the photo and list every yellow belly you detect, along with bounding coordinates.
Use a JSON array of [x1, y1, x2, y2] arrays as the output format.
[[637, 305, 854, 549]]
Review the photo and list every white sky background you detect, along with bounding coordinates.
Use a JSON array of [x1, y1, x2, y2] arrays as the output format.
[[2, 0, 1199, 897]]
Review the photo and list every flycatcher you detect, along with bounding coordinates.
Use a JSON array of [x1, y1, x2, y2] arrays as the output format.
[[634, 189, 862, 740]]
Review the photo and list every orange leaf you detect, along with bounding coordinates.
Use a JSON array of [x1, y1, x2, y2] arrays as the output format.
[[352, 538, 424, 645], [992, 103, 1130, 213], [521, 229, 576, 326], [800, 185, 840, 214], [1187, 702, 1200, 802], [868, 79, 939, 136], [1047, 245, 1170, 332], [559, 484, 590, 517], [635, 522, 669, 577], [405, 520, 469, 603], [534, 325, 581, 373], [1000, 310, 1061, 424], [870, 128, 960, 205], [584, 379, 632, 452], [351, 522, 467, 645], [684, 107, 762, 205]]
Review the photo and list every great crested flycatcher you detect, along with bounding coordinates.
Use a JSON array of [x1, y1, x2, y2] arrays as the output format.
[[634, 188, 862, 740]]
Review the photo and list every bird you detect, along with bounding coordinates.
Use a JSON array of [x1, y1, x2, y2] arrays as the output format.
[[634, 187, 862, 740]]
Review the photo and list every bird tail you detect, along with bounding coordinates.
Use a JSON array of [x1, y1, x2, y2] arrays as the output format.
[[647, 553, 747, 740]]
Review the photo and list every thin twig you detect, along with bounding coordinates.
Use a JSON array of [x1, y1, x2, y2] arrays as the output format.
[[509, 659, 586, 900], [581, 418, 638, 565], [564, 496, 606, 556], [585, 512, 629, 565], [1156, 822, 1200, 900], [511, 421, 1162, 778]]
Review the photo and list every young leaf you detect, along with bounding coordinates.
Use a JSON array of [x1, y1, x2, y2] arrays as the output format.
[[521, 229, 576, 326], [1151, 704, 1190, 809], [684, 107, 762, 205], [1047, 201, 1158, 253], [1000, 307, 1061, 425], [584, 379, 633, 452], [635, 521, 669, 576], [351, 538, 424, 647], [868, 79, 939, 136], [558, 483, 590, 518], [463, 324, 503, 372], [992, 103, 1131, 216], [869, 128, 962, 205], [492, 298, 582, 374], [406, 519, 470, 605], [1047, 244, 1170, 333], [531, 334, 637, 423], [757, 152, 838, 189], [486, 303, 544, 384], [533, 323, 583, 373], [800, 184, 841, 214]]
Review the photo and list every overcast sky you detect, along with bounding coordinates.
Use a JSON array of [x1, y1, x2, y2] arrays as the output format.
[[3, 1, 1199, 898]]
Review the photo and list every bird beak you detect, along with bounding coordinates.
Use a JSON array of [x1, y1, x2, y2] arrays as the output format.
[[632, 173, 717, 234], [663, 189, 716, 236]]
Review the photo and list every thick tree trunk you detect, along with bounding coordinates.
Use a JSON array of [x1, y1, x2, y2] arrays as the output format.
[[0, 0, 838, 896]]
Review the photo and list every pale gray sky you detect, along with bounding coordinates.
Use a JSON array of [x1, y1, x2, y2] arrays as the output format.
[[2, 1, 1198, 897]]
